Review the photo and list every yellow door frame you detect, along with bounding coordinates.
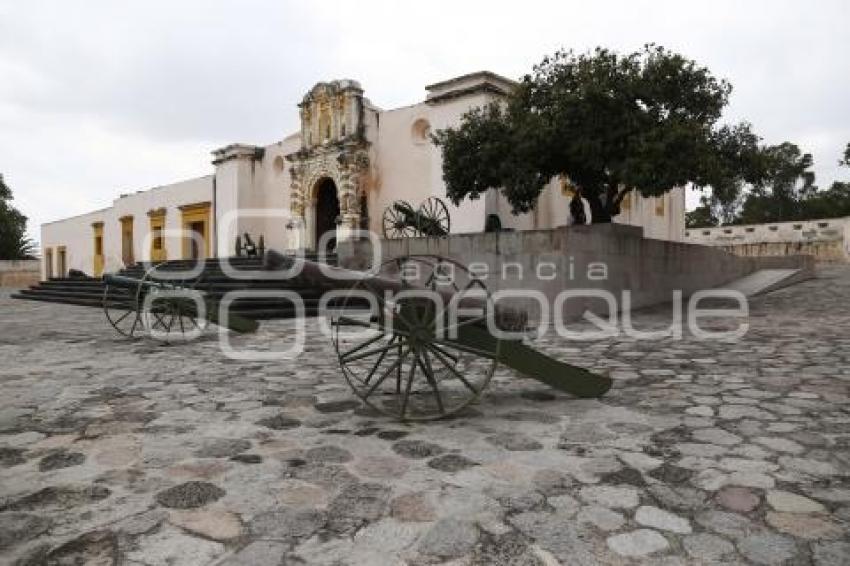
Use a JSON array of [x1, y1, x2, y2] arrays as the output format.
[[148, 208, 167, 262], [119, 215, 134, 266], [45, 248, 53, 279], [56, 246, 67, 278], [92, 221, 104, 276], [179, 201, 212, 260]]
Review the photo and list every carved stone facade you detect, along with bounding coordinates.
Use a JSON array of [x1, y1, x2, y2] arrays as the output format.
[[286, 80, 371, 247], [39, 71, 687, 274]]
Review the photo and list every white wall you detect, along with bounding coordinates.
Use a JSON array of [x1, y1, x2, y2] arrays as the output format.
[[113, 176, 212, 266], [255, 134, 300, 251], [616, 187, 685, 241], [370, 103, 434, 234], [481, 179, 685, 241], [684, 216, 850, 261], [41, 175, 212, 278], [41, 208, 109, 279], [686, 216, 850, 246]]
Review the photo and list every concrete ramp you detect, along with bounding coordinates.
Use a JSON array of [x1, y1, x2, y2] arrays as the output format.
[[720, 268, 811, 296]]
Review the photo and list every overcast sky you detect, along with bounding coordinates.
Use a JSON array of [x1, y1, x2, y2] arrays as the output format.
[[2, 0, 848, 243]]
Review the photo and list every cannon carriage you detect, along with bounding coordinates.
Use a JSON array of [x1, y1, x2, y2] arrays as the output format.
[[382, 197, 451, 239], [99, 249, 611, 420]]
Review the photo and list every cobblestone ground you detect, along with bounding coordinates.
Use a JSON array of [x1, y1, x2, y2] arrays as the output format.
[[0, 268, 848, 565]]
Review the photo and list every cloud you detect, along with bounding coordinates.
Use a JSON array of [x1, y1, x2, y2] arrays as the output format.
[[1, 0, 848, 241]]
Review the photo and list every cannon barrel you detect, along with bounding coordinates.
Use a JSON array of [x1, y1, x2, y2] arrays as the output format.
[[103, 273, 259, 334], [103, 273, 162, 290], [264, 250, 611, 398]]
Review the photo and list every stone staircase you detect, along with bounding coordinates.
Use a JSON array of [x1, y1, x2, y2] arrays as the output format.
[[11, 253, 342, 319]]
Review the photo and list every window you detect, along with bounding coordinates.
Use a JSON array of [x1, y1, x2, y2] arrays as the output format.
[[95, 236, 103, 255], [411, 118, 431, 144], [793, 224, 802, 230], [273, 155, 286, 175], [702, 230, 710, 236], [769, 225, 778, 231], [818, 222, 829, 228], [654, 196, 665, 216], [745, 227, 755, 233], [723, 228, 732, 234], [153, 227, 163, 250]]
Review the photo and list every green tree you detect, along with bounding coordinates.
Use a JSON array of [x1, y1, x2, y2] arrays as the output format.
[[433, 45, 769, 223], [0, 174, 36, 259], [795, 142, 850, 219], [734, 142, 816, 224], [730, 141, 850, 224], [685, 196, 718, 229]]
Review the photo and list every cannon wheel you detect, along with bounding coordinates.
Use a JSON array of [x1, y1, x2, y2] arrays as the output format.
[[137, 263, 207, 343], [382, 200, 419, 239], [329, 255, 499, 421], [417, 197, 450, 237], [103, 275, 143, 338]]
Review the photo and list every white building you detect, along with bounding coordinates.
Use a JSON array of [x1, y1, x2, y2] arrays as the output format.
[[40, 72, 685, 279]]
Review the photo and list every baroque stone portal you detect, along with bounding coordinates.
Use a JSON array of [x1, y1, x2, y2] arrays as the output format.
[[287, 80, 370, 248]]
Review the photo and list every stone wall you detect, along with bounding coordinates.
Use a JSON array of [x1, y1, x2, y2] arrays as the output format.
[[685, 217, 850, 262], [0, 260, 40, 288], [338, 224, 814, 322], [717, 240, 847, 262]]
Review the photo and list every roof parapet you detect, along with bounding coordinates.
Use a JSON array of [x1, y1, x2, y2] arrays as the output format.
[[425, 71, 517, 104]]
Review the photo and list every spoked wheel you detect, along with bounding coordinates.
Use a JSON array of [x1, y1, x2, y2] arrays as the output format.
[[137, 263, 208, 343], [329, 255, 499, 421], [417, 197, 450, 237], [382, 200, 420, 239], [103, 279, 142, 338]]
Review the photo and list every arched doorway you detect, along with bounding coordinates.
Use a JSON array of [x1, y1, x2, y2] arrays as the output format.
[[314, 178, 340, 252]]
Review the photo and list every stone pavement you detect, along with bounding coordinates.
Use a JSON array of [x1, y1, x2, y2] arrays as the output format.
[[0, 267, 848, 565]]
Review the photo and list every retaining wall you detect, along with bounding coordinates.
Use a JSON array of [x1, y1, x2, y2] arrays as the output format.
[[0, 260, 40, 288], [685, 217, 850, 262], [338, 224, 814, 321]]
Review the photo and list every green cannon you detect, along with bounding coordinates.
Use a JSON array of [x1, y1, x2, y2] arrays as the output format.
[[381, 197, 451, 239], [265, 250, 612, 421], [102, 265, 258, 340], [99, 252, 610, 420]]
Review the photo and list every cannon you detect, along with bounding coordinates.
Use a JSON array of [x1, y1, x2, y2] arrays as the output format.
[[382, 197, 450, 239], [102, 263, 258, 341], [264, 250, 611, 421], [99, 252, 610, 420]]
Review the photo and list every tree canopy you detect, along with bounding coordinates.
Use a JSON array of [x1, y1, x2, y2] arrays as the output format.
[[686, 141, 850, 228], [0, 174, 35, 260], [433, 45, 769, 223]]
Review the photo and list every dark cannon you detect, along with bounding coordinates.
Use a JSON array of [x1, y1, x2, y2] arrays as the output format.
[[102, 264, 258, 340], [97, 251, 610, 420], [381, 197, 451, 239], [264, 250, 611, 420]]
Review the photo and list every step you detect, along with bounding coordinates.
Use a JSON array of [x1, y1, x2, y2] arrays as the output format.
[[11, 293, 330, 320], [14, 251, 348, 318], [718, 269, 809, 297]]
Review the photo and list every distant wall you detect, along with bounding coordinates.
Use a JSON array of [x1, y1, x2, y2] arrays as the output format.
[[685, 217, 850, 262], [0, 260, 40, 288], [338, 224, 814, 322]]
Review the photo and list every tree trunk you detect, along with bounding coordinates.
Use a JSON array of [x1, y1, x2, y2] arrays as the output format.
[[585, 192, 612, 223]]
